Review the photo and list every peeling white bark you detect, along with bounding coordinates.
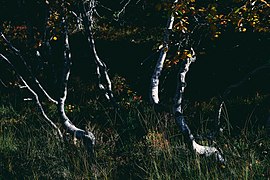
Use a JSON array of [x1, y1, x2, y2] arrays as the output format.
[[174, 48, 196, 114], [0, 53, 63, 138], [150, 45, 168, 104], [150, 0, 178, 104], [148, 1, 225, 162], [192, 140, 225, 162]]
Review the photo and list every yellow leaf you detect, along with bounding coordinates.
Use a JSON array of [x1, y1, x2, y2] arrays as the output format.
[[164, 47, 169, 52], [53, 36, 58, 41], [187, 54, 192, 58], [198, 8, 206, 12]]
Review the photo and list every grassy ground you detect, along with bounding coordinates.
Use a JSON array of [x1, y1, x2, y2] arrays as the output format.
[[0, 79, 269, 179]]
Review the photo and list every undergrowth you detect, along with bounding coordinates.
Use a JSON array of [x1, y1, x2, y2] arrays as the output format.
[[0, 83, 269, 179]]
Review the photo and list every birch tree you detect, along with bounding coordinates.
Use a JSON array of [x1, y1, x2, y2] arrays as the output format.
[[0, 0, 137, 156], [150, 0, 269, 162], [150, 1, 225, 162], [0, 0, 269, 163]]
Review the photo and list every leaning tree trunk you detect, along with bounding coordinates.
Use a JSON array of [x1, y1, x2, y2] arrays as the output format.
[[173, 49, 224, 163], [0, 4, 96, 150], [57, 8, 95, 150]]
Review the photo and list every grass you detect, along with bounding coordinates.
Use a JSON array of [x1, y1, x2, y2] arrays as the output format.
[[0, 85, 269, 179]]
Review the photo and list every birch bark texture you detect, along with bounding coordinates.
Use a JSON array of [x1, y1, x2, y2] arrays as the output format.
[[150, 0, 178, 104], [57, 11, 95, 147]]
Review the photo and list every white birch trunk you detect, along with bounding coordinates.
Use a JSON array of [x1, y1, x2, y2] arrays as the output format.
[[57, 18, 95, 147], [80, 0, 114, 101], [150, 0, 178, 104], [174, 49, 225, 163]]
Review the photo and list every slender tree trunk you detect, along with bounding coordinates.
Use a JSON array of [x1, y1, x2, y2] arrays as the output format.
[[150, 0, 178, 104], [57, 11, 95, 150], [79, 0, 114, 101], [173, 49, 225, 163], [174, 48, 195, 136]]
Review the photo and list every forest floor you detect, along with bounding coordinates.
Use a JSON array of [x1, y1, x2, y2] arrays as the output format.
[[0, 75, 269, 179]]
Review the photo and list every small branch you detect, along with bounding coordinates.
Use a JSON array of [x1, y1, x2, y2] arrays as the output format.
[[114, 0, 131, 21], [0, 53, 63, 138], [70, 11, 83, 21], [223, 62, 270, 98], [216, 101, 225, 133], [0, 78, 8, 88], [213, 62, 270, 136]]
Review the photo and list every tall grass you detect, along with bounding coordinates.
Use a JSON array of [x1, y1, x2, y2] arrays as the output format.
[[0, 90, 269, 179]]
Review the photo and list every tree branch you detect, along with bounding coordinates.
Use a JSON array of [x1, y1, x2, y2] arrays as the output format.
[[0, 53, 63, 138], [0, 78, 8, 88], [114, 0, 131, 21], [0, 31, 58, 104], [223, 62, 270, 98], [215, 62, 270, 136]]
